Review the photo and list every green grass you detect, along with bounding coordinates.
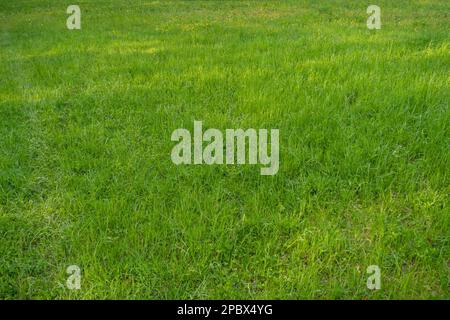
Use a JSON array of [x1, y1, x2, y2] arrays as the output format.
[[0, 0, 449, 299]]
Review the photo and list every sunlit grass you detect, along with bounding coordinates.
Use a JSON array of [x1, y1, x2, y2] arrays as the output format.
[[0, 0, 448, 299]]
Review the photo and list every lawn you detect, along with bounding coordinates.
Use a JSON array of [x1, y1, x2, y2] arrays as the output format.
[[0, 0, 448, 299]]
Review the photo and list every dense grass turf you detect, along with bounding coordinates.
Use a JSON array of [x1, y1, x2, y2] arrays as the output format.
[[0, 0, 449, 299]]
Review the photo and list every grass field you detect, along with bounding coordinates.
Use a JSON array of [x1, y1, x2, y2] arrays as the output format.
[[0, 0, 449, 299]]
